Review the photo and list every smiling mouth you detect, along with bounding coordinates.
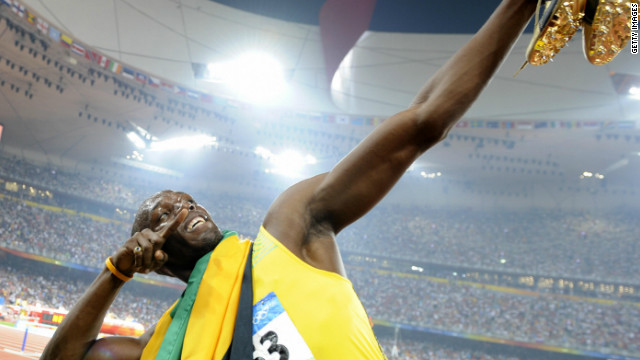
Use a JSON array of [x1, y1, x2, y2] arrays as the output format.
[[187, 216, 207, 231]]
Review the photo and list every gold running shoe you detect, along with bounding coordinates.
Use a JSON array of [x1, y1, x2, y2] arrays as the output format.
[[582, 0, 637, 65], [526, 0, 588, 65]]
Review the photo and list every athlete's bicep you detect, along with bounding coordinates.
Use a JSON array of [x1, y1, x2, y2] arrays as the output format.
[[310, 109, 430, 233]]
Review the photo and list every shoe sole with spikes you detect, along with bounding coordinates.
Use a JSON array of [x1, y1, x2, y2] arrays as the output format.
[[582, 0, 637, 65], [526, 0, 588, 65]]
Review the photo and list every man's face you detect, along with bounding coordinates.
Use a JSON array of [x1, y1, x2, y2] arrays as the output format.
[[148, 191, 223, 271]]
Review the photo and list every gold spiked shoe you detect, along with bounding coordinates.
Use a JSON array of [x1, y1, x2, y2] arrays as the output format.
[[526, 0, 588, 65], [582, 0, 637, 65]]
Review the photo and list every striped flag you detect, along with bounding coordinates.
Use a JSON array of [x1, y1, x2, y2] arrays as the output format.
[[60, 34, 72, 48], [122, 67, 135, 79], [0, 0, 12, 8], [90, 52, 109, 68], [71, 42, 85, 56], [108, 61, 122, 74]]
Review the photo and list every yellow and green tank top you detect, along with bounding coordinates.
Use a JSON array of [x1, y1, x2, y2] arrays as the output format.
[[252, 225, 386, 359]]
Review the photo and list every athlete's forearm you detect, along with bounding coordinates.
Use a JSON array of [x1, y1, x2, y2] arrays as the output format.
[[411, 0, 537, 143], [41, 268, 126, 360]]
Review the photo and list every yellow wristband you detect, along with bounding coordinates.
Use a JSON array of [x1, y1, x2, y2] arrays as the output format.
[[105, 257, 133, 282]]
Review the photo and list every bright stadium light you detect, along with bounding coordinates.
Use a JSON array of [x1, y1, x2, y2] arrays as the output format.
[[149, 135, 218, 152], [207, 52, 286, 104], [255, 146, 317, 178], [127, 131, 146, 149], [629, 86, 640, 99]]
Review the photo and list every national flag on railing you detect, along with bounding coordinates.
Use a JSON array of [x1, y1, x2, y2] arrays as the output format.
[[455, 120, 468, 128], [470, 120, 484, 128], [335, 114, 349, 125], [0, 0, 12, 8], [501, 121, 514, 129], [92, 52, 109, 68], [108, 61, 122, 74], [71, 42, 85, 56], [36, 18, 48, 34], [581, 121, 600, 130], [516, 121, 533, 130], [617, 121, 635, 129], [135, 72, 147, 84], [186, 90, 200, 100], [25, 9, 35, 24], [174, 86, 186, 96], [534, 121, 548, 129], [122, 67, 135, 79], [148, 76, 160, 88], [12, 2, 24, 17], [49, 26, 61, 42], [161, 82, 174, 93], [60, 34, 72, 48]]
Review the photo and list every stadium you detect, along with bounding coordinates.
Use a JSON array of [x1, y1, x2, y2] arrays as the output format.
[[0, 0, 639, 359]]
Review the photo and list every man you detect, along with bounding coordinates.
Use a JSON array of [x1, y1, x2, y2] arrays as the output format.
[[42, 0, 539, 358]]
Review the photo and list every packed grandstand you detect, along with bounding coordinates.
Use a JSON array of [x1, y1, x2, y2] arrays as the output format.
[[1, 154, 639, 359]]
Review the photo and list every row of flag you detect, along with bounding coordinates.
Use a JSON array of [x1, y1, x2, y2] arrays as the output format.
[[455, 120, 638, 130], [1, 0, 214, 102], [2, 0, 638, 131]]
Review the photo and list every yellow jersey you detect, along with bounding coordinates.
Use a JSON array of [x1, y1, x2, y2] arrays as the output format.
[[252, 226, 387, 359]]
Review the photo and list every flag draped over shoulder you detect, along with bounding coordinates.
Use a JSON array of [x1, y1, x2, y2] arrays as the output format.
[[141, 231, 252, 360]]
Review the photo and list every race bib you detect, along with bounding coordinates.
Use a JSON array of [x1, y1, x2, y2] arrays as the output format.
[[252, 292, 315, 360]]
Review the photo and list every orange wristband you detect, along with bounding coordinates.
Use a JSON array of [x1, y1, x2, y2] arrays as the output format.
[[105, 257, 133, 282]]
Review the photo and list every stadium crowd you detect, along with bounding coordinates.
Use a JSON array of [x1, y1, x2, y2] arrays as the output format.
[[1, 170, 638, 285], [350, 268, 640, 356], [376, 337, 522, 360], [6, 263, 527, 360], [2, 257, 637, 357], [1, 155, 640, 357]]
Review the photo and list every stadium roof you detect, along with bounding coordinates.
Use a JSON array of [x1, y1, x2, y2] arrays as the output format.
[[0, 0, 638, 208]]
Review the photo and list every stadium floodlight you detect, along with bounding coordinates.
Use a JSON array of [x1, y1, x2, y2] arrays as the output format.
[[149, 135, 218, 152], [127, 131, 147, 149], [255, 146, 317, 178], [630, 86, 640, 99], [207, 52, 286, 104]]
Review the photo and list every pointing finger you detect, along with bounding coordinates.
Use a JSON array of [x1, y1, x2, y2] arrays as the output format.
[[159, 208, 188, 240]]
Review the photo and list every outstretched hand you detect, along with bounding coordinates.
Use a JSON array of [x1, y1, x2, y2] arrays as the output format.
[[111, 209, 188, 276]]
